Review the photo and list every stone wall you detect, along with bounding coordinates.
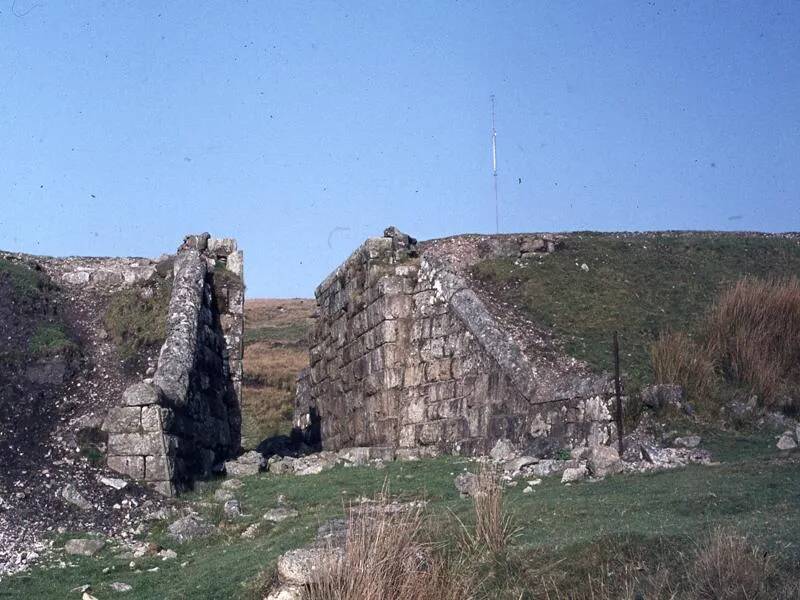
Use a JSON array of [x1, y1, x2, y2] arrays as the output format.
[[295, 229, 615, 457], [105, 234, 244, 495]]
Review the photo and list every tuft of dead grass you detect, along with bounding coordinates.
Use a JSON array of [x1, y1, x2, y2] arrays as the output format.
[[461, 465, 519, 555], [305, 490, 475, 600], [650, 330, 718, 408], [705, 276, 800, 409], [690, 528, 775, 600]]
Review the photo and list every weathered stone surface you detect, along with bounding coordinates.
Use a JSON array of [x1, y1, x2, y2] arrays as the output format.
[[167, 514, 215, 543], [64, 538, 105, 556], [674, 435, 702, 449], [489, 438, 518, 462], [102, 407, 141, 433], [105, 236, 244, 495], [122, 382, 161, 407], [587, 446, 622, 478], [561, 465, 589, 483], [777, 431, 797, 450], [276, 547, 343, 586], [223, 499, 243, 519], [294, 229, 615, 460], [263, 507, 300, 522], [110, 582, 132, 592], [454, 472, 478, 497], [61, 484, 92, 510], [224, 451, 265, 476], [107, 456, 145, 479], [641, 384, 685, 410]]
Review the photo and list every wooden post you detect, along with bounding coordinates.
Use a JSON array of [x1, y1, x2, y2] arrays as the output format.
[[613, 331, 624, 457]]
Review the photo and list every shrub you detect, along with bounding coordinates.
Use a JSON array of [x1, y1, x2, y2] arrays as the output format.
[[705, 276, 800, 409], [690, 528, 774, 600], [649, 330, 718, 408], [305, 491, 475, 600]]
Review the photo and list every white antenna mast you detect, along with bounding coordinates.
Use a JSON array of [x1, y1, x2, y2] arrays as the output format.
[[491, 95, 499, 234]]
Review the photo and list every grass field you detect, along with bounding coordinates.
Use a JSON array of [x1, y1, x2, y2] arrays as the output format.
[[241, 298, 315, 447], [471, 233, 800, 391], [2, 429, 797, 599]]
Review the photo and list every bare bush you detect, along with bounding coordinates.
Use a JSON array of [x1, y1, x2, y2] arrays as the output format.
[[705, 277, 800, 409], [690, 528, 774, 600], [650, 330, 718, 407], [305, 493, 475, 600]]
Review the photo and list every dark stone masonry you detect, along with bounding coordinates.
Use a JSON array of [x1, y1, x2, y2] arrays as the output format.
[[104, 234, 244, 495], [294, 228, 617, 458]]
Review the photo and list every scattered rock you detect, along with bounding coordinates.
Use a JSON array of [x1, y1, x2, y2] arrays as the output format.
[[83, 593, 99, 600], [454, 472, 478, 497], [529, 459, 566, 478], [587, 446, 622, 478], [157, 549, 177, 560], [263, 508, 299, 523], [266, 587, 303, 600], [167, 514, 215, 543], [561, 465, 589, 484], [223, 499, 243, 519], [61, 484, 92, 511], [219, 478, 243, 491], [224, 450, 266, 477], [276, 547, 343, 586], [213, 488, 235, 503], [641, 384, 685, 411], [64, 538, 106, 556], [777, 431, 798, 450], [98, 477, 128, 490], [522, 486, 533, 494], [241, 523, 261, 539], [489, 438, 517, 462], [674, 435, 702, 449], [110, 582, 132, 592], [504, 455, 538, 475]]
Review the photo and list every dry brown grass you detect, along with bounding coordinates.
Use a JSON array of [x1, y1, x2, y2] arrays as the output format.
[[305, 492, 475, 600], [458, 465, 519, 555], [241, 298, 315, 446], [705, 276, 800, 408], [650, 330, 718, 406], [689, 528, 775, 600]]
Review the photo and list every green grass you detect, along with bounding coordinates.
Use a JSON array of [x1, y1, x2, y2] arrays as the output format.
[[3, 430, 798, 599], [471, 233, 800, 388], [28, 323, 76, 356], [104, 281, 172, 361], [244, 322, 311, 345], [0, 257, 53, 300]]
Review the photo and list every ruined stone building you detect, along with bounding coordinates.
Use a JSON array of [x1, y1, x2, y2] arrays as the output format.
[[102, 234, 245, 495], [294, 228, 616, 458]]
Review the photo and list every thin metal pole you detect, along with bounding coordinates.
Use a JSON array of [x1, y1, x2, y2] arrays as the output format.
[[491, 95, 499, 234], [613, 331, 624, 456]]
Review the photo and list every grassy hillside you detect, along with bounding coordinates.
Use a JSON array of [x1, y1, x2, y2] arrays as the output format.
[[241, 298, 315, 447], [2, 429, 798, 599], [471, 233, 800, 393]]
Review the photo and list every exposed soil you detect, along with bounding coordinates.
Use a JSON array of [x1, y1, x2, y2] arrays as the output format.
[[0, 254, 172, 578]]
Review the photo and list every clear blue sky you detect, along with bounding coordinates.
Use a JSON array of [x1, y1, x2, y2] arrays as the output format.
[[2, 2, 799, 297]]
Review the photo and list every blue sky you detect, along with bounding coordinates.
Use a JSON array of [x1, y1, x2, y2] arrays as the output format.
[[1, 1, 798, 297]]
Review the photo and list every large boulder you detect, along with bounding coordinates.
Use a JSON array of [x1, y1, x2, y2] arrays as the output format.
[[489, 438, 517, 462], [641, 384, 685, 411], [224, 450, 266, 477], [276, 547, 343, 586], [454, 472, 478, 498], [167, 514, 215, 543], [587, 446, 622, 478], [61, 484, 92, 510], [64, 538, 105, 556], [777, 431, 797, 450], [561, 465, 589, 484]]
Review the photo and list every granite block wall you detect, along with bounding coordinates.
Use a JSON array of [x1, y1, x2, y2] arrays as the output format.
[[295, 228, 615, 456], [105, 234, 244, 495]]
